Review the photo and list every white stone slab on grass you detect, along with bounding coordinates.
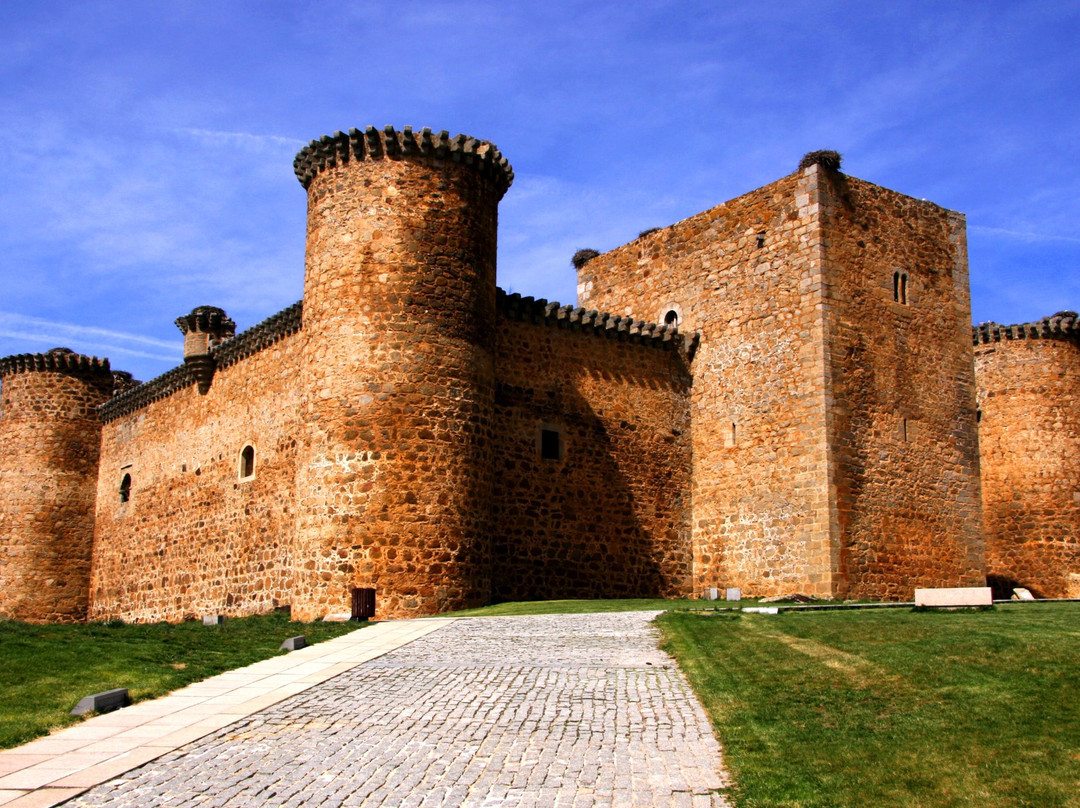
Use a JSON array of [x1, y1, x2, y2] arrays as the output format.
[[914, 587, 992, 607]]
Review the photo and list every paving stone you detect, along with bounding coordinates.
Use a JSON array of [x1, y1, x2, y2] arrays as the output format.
[[66, 613, 730, 807]]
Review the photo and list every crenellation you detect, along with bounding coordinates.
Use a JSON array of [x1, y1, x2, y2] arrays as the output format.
[[294, 126, 514, 196], [0, 348, 111, 378], [974, 312, 1080, 344], [494, 290, 689, 353]]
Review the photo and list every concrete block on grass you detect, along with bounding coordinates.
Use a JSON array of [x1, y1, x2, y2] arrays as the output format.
[[280, 635, 307, 652], [71, 688, 129, 716]]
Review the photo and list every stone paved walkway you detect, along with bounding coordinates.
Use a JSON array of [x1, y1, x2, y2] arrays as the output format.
[[63, 613, 730, 807]]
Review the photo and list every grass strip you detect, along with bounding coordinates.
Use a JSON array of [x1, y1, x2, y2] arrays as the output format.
[[658, 603, 1080, 808], [0, 611, 364, 750]]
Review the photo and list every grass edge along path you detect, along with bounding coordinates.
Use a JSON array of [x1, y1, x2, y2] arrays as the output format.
[[0, 610, 365, 750], [657, 603, 1080, 808]]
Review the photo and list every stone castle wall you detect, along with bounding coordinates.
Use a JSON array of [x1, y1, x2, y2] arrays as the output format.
[[492, 292, 693, 601], [816, 171, 985, 598], [0, 352, 114, 622], [5, 127, 1074, 622], [89, 308, 303, 622], [974, 316, 1080, 598], [578, 170, 838, 598]]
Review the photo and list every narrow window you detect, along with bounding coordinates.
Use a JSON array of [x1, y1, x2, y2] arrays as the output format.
[[756, 231, 766, 249], [902, 418, 909, 442], [540, 428, 562, 461], [893, 272, 909, 304], [976, 409, 983, 423], [239, 445, 255, 480], [725, 422, 737, 448], [119, 473, 131, 503], [664, 310, 680, 328]]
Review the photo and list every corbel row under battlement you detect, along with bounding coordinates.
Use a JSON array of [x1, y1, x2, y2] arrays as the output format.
[[98, 300, 304, 423], [973, 311, 1080, 345], [293, 126, 514, 198], [91, 284, 702, 424], [496, 289, 699, 360]]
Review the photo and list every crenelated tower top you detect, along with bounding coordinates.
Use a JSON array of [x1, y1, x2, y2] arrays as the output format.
[[293, 125, 514, 198], [0, 347, 111, 380]]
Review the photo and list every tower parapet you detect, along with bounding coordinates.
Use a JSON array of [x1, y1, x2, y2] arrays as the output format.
[[0, 348, 114, 621], [974, 311, 1080, 344], [294, 125, 513, 196], [291, 125, 512, 619]]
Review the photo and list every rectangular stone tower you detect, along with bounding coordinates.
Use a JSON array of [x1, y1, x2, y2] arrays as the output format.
[[578, 156, 985, 599]]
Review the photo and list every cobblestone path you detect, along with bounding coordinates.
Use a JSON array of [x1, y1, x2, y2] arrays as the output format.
[[66, 613, 730, 807]]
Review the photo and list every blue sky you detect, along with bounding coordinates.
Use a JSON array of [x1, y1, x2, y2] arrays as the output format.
[[1, 0, 1077, 381]]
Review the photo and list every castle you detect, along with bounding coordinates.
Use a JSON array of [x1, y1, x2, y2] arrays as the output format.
[[1, 126, 1076, 624]]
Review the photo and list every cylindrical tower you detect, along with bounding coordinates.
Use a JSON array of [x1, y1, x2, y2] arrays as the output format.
[[0, 348, 114, 621], [974, 312, 1080, 598], [291, 126, 513, 619]]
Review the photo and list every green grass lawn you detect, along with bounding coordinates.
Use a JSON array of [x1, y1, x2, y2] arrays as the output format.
[[0, 611, 364, 750], [658, 603, 1080, 808]]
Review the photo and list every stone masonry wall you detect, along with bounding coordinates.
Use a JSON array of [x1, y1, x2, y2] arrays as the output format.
[[0, 354, 113, 622], [579, 170, 837, 598], [492, 293, 693, 601], [89, 330, 303, 622], [817, 171, 985, 599], [975, 319, 1080, 598]]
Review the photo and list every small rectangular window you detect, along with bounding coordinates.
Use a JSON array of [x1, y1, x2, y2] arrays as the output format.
[[540, 428, 562, 461]]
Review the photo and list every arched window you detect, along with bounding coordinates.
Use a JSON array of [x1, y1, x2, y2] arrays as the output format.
[[239, 445, 255, 480], [119, 473, 131, 503], [664, 310, 680, 327]]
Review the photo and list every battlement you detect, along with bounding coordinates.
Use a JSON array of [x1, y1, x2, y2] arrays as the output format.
[[495, 289, 698, 357], [293, 125, 514, 199], [973, 311, 1080, 345], [215, 300, 303, 369], [0, 347, 111, 379], [99, 300, 304, 422]]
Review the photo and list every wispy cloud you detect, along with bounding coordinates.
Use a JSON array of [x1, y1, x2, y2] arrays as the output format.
[[970, 225, 1080, 245], [177, 128, 306, 151], [0, 312, 178, 361]]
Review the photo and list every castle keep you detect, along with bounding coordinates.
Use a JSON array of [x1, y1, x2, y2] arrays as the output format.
[[0, 126, 1074, 623]]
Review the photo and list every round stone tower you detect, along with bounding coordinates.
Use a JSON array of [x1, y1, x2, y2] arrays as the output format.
[[974, 313, 1080, 598], [0, 348, 114, 621], [291, 126, 513, 619]]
